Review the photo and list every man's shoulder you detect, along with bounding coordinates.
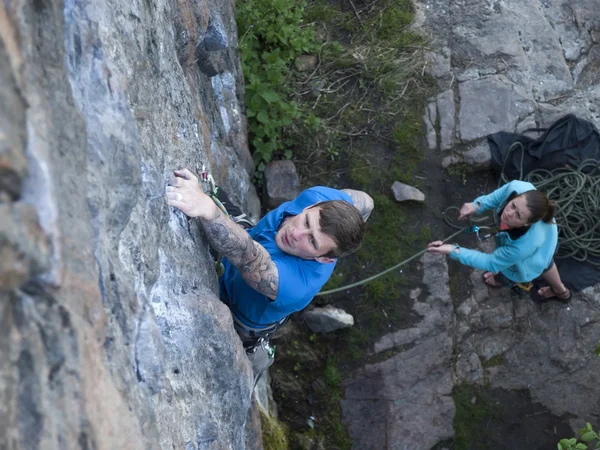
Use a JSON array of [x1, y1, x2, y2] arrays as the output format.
[[297, 186, 352, 204]]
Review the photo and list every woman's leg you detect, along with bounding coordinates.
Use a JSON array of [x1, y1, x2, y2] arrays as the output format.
[[538, 263, 570, 300]]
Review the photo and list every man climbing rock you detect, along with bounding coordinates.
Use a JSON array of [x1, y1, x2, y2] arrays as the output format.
[[165, 168, 373, 376]]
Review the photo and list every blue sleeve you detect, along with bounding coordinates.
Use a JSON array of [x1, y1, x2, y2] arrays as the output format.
[[472, 180, 535, 214], [448, 240, 536, 273]]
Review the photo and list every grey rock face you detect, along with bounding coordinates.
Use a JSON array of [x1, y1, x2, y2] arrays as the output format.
[[1, 0, 261, 449], [391, 181, 425, 203], [452, 243, 600, 426], [420, 0, 600, 148], [425, 45, 451, 79], [459, 76, 535, 142], [0, 42, 27, 201], [303, 305, 354, 333], [263, 160, 300, 209], [342, 253, 455, 450]]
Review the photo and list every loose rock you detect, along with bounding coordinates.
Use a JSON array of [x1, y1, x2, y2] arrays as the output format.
[[263, 160, 300, 209], [303, 305, 354, 333], [391, 181, 425, 203], [294, 55, 318, 72]]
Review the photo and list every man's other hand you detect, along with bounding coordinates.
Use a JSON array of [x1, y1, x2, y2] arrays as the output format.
[[165, 168, 216, 219]]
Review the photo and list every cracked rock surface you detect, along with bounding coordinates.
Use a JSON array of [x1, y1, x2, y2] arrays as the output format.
[[417, 0, 600, 163]]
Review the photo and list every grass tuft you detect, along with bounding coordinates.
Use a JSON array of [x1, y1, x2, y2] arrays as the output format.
[[261, 408, 290, 450]]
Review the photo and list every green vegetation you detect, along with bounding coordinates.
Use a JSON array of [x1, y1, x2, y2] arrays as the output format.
[[315, 358, 352, 449], [446, 162, 469, 186], [260, 408, 289, 450], [557, 423, 600, 450], [452, 383, 500, 450], [236, 0, 317, 170], [236, 0, 431, 179], [342, 193, 430, 339]]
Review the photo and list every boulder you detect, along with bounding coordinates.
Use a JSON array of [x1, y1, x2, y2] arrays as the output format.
[[263, 160, 300, 209], [391, 181, 425, 203], [303, 305, 354, 333], [295, 55, 318, 72]]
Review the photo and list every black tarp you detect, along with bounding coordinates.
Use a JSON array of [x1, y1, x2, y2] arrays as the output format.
[[487, 114, 600, 292]]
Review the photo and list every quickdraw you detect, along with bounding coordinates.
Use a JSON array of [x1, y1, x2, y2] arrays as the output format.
[[198, 164, 226, 276], [463, 225, 496, 241]]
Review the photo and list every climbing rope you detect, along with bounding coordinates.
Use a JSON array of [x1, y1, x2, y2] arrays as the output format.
[[317, 154, 600, 296], [499, 142, 600, 265], [316, 227, 467, 296], [316, 205, 503, 296]]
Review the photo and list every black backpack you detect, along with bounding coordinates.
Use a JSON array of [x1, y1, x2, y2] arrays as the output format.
[[488, 114, 600, 179]]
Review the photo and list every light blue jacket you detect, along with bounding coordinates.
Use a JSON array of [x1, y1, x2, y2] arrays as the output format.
[[448, 180, 558, 282]]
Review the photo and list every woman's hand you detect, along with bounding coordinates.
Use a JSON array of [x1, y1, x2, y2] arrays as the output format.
[[165, 168, 217, 219], [427, 241, 454, 255], [458, 202, 476, 220]]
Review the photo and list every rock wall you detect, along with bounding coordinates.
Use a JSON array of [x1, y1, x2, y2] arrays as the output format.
[[419, 0, 600, 153], [0, 0, 262, 449]]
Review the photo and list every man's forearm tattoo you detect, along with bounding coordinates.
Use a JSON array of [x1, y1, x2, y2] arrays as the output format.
[[342, 189, 374, 222], [200, 209, 279, 299]]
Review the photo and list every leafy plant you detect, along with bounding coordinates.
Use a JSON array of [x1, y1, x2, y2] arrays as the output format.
[[557, 423, 600, 450], [237, 0, 318, 169]]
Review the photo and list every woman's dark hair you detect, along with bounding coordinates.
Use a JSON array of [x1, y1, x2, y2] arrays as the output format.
[[520, 190, 556, 223], [309, 200, 366, 258]]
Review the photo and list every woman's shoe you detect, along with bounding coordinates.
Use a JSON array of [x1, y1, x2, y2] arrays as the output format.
[[537, 286, 572, 303]]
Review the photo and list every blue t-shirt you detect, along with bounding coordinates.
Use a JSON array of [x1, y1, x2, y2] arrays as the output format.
[[219, 186, 353, 327]]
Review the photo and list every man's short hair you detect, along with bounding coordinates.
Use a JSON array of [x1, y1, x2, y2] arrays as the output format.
[[310, 200, 366, 258]]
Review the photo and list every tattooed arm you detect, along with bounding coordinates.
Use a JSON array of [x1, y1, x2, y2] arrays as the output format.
[[166, 169, 279, 299], [200, 207, 279, 299], [341, 189, 374, 222]]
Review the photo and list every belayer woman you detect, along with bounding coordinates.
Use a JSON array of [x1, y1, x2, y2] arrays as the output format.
[[427, 180, 571, 301]]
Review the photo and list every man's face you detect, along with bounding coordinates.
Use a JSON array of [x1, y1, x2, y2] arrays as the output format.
[[501, 195, 531, 228], [275, 206, 337, 262]]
